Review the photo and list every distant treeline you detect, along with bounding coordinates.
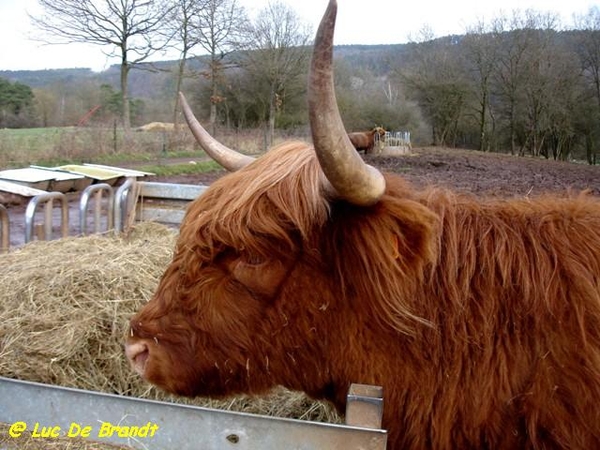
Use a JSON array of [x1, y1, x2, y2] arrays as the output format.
[[1, 27, 600, 164]]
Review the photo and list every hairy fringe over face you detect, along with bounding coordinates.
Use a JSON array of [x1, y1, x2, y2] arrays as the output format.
[[180, 141, 331, 263]]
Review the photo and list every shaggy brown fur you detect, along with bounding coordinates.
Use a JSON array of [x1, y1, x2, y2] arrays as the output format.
[[348, 127, 386, 154], [127, 141, 600, 449]]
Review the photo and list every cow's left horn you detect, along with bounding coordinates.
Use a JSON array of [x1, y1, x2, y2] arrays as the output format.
[[308, 0, 385, 206], [179, 92, 255, 171]]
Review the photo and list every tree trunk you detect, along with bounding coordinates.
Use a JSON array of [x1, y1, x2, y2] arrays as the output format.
[[509, 101, 517, 156], [120, 51, 131, 133], [210, 61, 218, 136], [173, 55, 187, 128], [267, 84, 276, 149], [479, 88, 488, 152]]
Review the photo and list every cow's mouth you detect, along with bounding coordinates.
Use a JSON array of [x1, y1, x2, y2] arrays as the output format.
[[125, 341, 150, 376]]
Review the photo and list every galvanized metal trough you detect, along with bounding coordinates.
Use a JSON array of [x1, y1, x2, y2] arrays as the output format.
[[0, 167, 66, 191], [0, 377, 387, 449], [53, 164, 153, 187]]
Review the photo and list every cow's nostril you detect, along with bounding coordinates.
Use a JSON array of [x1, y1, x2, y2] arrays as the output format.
[[125, 341, 150, 376]]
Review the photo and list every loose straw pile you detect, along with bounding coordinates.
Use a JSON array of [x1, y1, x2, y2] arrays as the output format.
[[0, 223, 339, 424]]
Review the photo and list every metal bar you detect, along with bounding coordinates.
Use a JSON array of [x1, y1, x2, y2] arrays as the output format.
[[79, 183, 114, 235], [345, 384, 384, 429], [0, 377, 387, 450], [24, 192, 69, 244], [0, 204, 8, 253]]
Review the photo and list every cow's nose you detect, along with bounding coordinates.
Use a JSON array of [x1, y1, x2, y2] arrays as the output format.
[[125, 341, 150, 376]]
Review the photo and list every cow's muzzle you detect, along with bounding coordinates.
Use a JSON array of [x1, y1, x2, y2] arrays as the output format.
[[125, 341, 150, 376]]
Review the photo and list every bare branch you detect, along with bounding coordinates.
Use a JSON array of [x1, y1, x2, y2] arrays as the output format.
[[30, 0, 177, 131]]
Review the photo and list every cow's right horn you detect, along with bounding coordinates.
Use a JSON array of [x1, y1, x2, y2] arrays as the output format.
[[308, 0, 385, 206], [179, 92, 255, 172]]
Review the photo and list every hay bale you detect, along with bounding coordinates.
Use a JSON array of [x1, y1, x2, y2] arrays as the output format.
[[377, 145, 411, 156], [135, 122, 178, 132], [0, 222, 339, 423]]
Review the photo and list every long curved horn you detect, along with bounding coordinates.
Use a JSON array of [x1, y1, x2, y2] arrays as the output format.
[[179, 92, 255, 172], [308, 0, 385, 206]]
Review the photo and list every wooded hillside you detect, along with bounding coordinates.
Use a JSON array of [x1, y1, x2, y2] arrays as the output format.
[[1, 24, 599, 164]]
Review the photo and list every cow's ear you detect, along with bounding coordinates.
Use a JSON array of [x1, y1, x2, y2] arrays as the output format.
[[230, 253, 292, 299]]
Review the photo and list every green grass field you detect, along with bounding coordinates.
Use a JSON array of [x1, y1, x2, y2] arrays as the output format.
[[0, 125, 303, 176], [0, 126, 209, 173]]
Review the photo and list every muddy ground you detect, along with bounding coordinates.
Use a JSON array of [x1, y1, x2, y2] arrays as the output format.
[[3, 146, 599, 248], [148, 146, 600, 197]]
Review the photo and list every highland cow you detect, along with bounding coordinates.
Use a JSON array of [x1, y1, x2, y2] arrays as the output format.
[[126, 1, 600, 448], [348, 126, 386, 154]]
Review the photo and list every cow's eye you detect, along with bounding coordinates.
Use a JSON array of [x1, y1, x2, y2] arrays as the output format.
[[232, 256, 289, 299], [239, 252, 267, 266]]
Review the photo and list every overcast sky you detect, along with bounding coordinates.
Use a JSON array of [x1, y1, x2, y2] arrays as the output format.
[[0, 0, 596, 72]]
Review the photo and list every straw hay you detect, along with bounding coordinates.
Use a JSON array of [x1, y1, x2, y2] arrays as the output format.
[[0, 223, 340, 424]]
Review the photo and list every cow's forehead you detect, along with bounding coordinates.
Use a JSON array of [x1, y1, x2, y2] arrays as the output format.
[[178, 142, 332, 258]]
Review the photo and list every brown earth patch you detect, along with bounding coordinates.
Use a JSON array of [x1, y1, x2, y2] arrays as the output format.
[[147, 146, 600, 198]]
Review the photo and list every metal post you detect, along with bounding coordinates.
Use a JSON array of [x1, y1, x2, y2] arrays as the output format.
[[114, 178, 135, 233], [345, 383, 384, 430], [0, 204, 9, 252]]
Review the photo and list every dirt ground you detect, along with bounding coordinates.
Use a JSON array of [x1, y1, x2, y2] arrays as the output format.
[[147, 146, 600, 197], [3, 146, 599, 249]]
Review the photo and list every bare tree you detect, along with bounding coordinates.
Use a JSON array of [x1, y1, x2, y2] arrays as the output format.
[[490, 10, 561, 156], [574, 6, 600, 164], [400, 34, 470, 147], [241, 1, 312, 148], [463, 20, 500, 152], [189, 0, 247, 135], [167, 0, 203, 128], [30, 0, 176, 133], [492, 13, 535, 155]]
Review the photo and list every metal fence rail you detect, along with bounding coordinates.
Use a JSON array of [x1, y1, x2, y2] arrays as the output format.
[[0, 377, 387, 450], [79, 183, 114, 235], [384, 131, 411, 147], [24, 192, 69, 244], [1, 179, 209, 252]]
